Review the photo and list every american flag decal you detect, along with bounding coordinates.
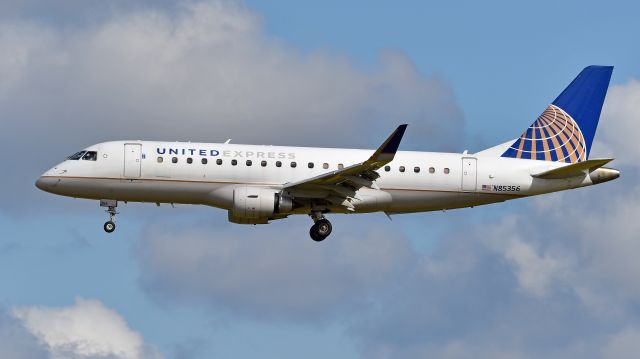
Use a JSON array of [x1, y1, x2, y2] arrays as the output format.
[[482, 185, 493, 191]]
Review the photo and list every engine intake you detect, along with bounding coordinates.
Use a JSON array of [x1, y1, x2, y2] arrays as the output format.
[[229, 187, 293, 224]]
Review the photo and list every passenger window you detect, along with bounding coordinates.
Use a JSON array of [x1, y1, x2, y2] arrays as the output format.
[[172, 157, 178, 163], [338, 163, 344, 170], [82, 151, 97, 161], [414, 167, 420, 173], [246, 160, 252, 166], [444, 168, 450, 174], [429, 167, 435, 174], [276, 161, 282, 167], [261, 160, 267, 167], [201, 158, 208, 165], [187, 158, 193, 164], [231, 159, 237, 166], [157, 157, 163, 163], [323, 163, 329, 169], [308, 162, 314, 169], [399, 166, 405, 173], [384, 166, 390, 172], [291, 162, 297, 168], [67, 151, 86, 160], [216, 159, 223, 165]]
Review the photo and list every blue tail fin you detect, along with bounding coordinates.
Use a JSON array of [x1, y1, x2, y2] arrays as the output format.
[[501, 66, 613, 163]]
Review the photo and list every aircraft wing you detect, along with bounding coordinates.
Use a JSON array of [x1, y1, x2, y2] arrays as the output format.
[[281, 124, 407, 209]]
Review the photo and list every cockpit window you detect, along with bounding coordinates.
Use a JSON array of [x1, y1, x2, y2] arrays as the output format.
[[82, 151, 98, 161], [67, 151, 86, 160]]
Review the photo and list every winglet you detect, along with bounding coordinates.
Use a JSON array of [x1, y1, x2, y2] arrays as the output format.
[[367, 124, 408, 164]]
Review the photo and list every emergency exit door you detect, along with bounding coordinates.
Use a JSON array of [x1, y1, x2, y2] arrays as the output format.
[[461, 158, 477, 192], [124, 143, 142, 178]]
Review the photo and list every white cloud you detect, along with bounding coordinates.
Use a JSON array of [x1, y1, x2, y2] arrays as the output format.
[[12, 298, 162, 359], [134, 217, 413, 322], [351, 80, 640, 358], [0, 0, 462, 211], [482, 217, 571, 297], [127, 77, 640, 359], [598, 79, 640, 165], [3, 2, 638, 359], [0, 309, 47, 359], [602, 327, 640, 359]]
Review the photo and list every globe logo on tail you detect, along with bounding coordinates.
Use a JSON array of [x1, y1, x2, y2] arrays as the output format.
[[503, 104, 587, 163]]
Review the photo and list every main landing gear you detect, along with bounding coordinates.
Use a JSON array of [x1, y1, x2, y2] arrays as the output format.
[[309, 211, 332, 242], [100, 199, 118, 233]]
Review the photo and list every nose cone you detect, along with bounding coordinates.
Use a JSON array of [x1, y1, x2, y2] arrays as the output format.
[[36, 163, 67, 192], [35, 176, 59, 193], [35, 177, 45, 190]]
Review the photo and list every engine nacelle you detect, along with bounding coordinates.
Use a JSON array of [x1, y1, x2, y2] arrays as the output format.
[[229, 187, 293, 224]]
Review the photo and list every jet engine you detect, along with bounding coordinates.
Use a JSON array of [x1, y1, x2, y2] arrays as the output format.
[[228, 186, 293, 224]]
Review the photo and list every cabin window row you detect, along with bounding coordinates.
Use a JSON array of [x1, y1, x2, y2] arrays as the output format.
[[157, 156, 344, 169], [156, 156, 450, 174], [384, 165, 450, 174]]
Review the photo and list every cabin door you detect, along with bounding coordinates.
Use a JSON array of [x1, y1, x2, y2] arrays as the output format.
[[123, 143, 142, 178], [461, 157, 477, 192]]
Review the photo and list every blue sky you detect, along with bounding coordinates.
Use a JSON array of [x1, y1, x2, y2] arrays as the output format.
[[247, 0, 639, 141], [1, 1, 639, 358]]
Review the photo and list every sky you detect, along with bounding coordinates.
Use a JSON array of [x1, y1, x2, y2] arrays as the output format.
[[0, 0, 639, 358]]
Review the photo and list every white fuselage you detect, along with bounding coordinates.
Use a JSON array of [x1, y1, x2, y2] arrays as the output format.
[[37, 140, 598, 217]]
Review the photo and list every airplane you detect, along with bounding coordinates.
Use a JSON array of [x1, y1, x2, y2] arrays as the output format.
[[36, 66, 620, 242]]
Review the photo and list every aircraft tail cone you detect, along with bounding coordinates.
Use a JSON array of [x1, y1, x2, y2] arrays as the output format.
[[589, 167, 620, 184]]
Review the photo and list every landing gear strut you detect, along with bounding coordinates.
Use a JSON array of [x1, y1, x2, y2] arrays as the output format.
[[309, 211, 332, 242], [100, 200, 118, 233]]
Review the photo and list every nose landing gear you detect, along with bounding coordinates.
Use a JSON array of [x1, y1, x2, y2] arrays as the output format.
[[100, 200, 118, 233], [309, 211, 332, 242]]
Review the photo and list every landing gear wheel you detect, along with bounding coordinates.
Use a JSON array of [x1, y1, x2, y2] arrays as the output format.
[[309, 218, 332, 242], [316, 219, 332, 237], [310, 225, 323, 242], [101, 201, 119, 234], [104, 221, 116, 233]]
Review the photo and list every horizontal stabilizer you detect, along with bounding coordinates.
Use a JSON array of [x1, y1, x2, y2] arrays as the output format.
[[531, 158, 613, 179]]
